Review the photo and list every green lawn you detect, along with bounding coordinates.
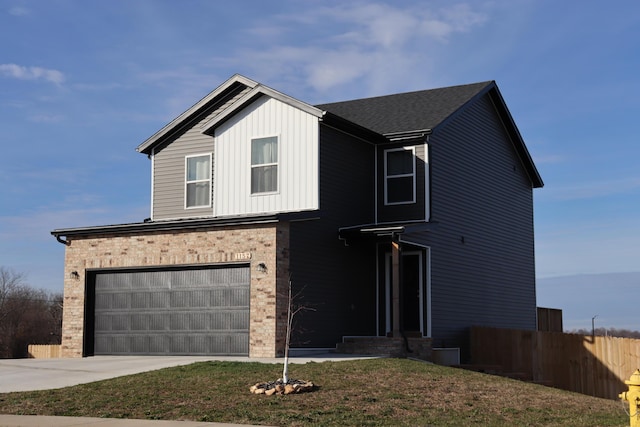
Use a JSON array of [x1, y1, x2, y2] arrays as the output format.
[[0, 358, 628, 426]]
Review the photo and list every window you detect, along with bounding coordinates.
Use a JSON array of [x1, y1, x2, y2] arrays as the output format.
[[385, 147, 415, 204], [185, 154, 211, 208], [251, 136, 278, 194]]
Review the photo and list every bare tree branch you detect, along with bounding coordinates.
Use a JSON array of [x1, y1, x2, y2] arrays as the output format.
[[0, 266, 62, 358], [282, 277, 316, 384]]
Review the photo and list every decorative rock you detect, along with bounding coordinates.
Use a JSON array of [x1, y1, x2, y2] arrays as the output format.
[[250, 378, 315, 395]]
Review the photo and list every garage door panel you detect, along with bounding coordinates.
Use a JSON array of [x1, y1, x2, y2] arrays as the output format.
[[96, 332, 249, 355], [228, 310, 250, 329], [170, 290, 210, 308], [130, 313, 149, 331], [92, 265, 250, 356]]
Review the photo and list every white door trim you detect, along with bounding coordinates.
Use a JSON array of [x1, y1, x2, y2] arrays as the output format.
[[383, 250, 429, 337]]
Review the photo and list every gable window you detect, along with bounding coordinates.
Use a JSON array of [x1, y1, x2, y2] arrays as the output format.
[[385, 147, 416, 204], [185, 154, 211, 208], [251, 136, 278, 194]]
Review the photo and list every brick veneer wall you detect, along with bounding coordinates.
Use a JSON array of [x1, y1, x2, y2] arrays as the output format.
[[60, 222, 290, 358]]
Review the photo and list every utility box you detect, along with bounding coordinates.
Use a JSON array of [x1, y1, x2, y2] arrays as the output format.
[[432, 348, 460, 366]]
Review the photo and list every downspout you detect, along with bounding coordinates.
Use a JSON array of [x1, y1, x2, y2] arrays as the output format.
[[55, 234, 70, 246]]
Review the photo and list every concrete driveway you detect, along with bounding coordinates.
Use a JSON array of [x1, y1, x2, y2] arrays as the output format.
[[0, 352, 373, 393]]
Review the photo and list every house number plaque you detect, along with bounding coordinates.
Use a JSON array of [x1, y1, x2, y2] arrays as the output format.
[[234, 252, 252, 260]]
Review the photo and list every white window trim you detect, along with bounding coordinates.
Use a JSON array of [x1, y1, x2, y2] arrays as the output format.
[[150, 148, 155, 220], [250, 135, 280, 196], [184, 153, 212, 209], [384, 146, 416, 205], [423, 142, 430, 222]]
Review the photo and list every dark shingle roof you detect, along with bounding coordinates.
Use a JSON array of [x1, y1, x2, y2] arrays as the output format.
[[316, 81, 493, 135]]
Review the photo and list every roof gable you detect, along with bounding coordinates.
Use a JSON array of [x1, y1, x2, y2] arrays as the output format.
[[137, 74, 324, 154], [136, 74, 259, 154], [136, 74, 541, 188], [201, 83, 324, 135], [316, 81, 493, 136], [317, 81, 543, 188]]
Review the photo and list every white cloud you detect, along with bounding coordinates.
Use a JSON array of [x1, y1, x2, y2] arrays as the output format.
[[439, 3, 488, 35], [536, 219, 640, 278], [0, 208, 106, 242], [234, 2, 488, 97], [124, 3, 489, 110], [73, 82, 125, 91], [0, 200, 148, 243], [542, 177, 640, 201], [0, 63, 65, 85], [8, 6, 29, 16], [29, 113, 64, 123]]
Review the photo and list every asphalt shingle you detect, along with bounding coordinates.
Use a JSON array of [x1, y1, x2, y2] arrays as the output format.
[[316, 81, 493, 135]]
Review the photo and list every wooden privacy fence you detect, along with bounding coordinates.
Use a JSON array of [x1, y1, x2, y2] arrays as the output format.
[[27, 344, 61, 359], [470, 326, 640, 400]]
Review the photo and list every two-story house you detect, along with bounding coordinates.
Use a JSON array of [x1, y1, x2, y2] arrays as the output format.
[[52, 74, 543, 360]]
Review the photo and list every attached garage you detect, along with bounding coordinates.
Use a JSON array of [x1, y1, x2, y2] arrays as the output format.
[[84, 264, 250, 356]]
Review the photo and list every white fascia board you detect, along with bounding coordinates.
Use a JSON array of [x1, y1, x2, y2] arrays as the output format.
[[259, 85, 325, 117], [200, 84, 325, 134], [136, 74, 259, 153]]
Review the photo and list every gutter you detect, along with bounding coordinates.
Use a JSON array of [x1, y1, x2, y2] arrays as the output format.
[[383, 129, 432, 142], [50, 216, 280, 244], [51, 211, 320, 244]]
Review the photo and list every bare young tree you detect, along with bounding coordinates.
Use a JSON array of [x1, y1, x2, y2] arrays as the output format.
[[282, 278, 315, 384]]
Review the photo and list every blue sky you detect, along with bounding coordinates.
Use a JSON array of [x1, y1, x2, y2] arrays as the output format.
[[1, 1, 639, 329]]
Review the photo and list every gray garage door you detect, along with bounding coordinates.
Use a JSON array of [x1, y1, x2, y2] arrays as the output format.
[[92, 265, 250, 356]]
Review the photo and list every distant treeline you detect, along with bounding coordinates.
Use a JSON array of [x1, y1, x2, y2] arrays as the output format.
[[0, 267, 62, 358], [567, 327, 640, 339]]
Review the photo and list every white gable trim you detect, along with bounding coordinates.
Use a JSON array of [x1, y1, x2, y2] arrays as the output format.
[[200, 84, 325, 134], [136, 74, 259, 154]]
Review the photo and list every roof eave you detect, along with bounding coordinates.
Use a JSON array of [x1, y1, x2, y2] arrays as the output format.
[[320, 112, 388, 144], [50, 211, 321, 241], [430, 82, 544, 189], [486, 86, 544, 188], [51, 214, 280, 240]]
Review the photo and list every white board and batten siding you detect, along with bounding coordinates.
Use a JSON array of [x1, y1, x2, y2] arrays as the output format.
[[214, 96, 319, 217]]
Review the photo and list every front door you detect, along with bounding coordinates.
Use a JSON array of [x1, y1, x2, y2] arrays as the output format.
[[384, 251, 424, 336]]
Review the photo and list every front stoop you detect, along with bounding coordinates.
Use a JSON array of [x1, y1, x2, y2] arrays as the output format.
[[335, 336, 433, 361]]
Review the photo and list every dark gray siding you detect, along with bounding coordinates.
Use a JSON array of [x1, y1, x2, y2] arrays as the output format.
[[427, 94, 537, 357], [289, 125, 377, 347], [376, 142, 428, 223]]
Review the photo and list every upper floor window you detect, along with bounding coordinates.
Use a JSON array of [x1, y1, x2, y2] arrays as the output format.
[[384, 147, 416, 205], [185, 154, 211, 208], [251, 136, 278, 194]]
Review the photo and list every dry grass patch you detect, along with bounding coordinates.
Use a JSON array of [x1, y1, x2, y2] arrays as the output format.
[[0, 358, 628, 426]]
